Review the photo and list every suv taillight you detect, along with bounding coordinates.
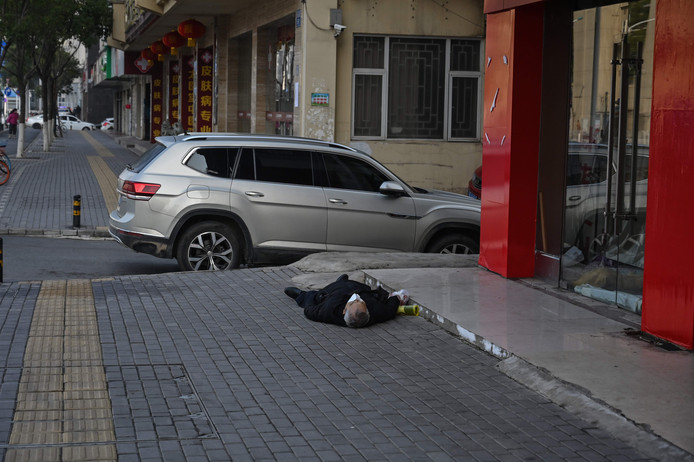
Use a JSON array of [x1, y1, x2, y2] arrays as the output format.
[[121, 180, 160, 200]]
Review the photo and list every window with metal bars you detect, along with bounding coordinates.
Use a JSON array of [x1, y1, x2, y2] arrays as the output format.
[[352, 36, 482, 141]]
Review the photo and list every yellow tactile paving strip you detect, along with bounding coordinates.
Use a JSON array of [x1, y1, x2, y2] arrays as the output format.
[[86, 157, 119, 216], [5, 280, 116, 462], [82, 131, 120, 216], [81, 131, 114, 158]]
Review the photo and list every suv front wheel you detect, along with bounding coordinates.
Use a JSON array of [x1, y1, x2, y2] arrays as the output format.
[[426, 233, 479, 254], [176, 221, 241, 271]]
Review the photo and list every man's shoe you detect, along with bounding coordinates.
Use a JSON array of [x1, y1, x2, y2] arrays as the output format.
[[336, 274, 348, 283], [284, 287, 302, 299]]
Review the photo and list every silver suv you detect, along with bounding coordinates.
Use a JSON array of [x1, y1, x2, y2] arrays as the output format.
[[109, 134, 481, 271]]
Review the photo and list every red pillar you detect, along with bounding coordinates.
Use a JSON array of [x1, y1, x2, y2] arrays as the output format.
[[642, 0, 694, 350], [478, 4, 544, 278]]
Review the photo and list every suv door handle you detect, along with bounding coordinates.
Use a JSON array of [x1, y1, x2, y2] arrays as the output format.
[[245, 191, 264, 197], [328, 198, 348, 205]]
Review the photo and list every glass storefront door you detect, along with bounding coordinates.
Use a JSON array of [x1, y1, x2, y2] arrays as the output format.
[[561, 1, 654, 313]]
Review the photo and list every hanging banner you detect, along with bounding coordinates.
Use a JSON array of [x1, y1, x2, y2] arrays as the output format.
[[197, 47, 214, 132], [151, 61, 164, 140], [181, 55, 195, 131], [169, 62, 180, 123]]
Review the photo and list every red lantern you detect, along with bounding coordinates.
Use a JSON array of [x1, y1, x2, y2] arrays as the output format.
[[140, 48, 155, 61], [162, 31, 186, 56], [178, 19, 206, 47], [150, 40, 166, 61]]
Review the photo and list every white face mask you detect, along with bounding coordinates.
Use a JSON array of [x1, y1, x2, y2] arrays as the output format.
[[347, 293, 363, 303]]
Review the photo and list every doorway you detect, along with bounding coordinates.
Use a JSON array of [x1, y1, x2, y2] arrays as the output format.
[[560, 1, 654, 313]]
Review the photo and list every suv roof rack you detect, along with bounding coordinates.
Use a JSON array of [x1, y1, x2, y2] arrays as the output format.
[[158, 133, 358, 152]]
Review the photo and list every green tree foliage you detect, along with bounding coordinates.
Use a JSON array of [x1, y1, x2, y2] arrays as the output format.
[[0, 0, 112, 148], [0, 0, 32, 71]]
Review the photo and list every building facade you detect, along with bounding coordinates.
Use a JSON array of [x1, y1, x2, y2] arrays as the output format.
[[98, 0, 485, 194]]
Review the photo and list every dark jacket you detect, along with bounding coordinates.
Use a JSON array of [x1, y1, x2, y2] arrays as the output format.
[[295, 279, 399, 327]]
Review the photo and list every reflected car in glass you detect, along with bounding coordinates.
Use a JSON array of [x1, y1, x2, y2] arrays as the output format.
[[466, 143, 648, 265]]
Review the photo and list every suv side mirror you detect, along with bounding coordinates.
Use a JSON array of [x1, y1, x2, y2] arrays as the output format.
[[379, 181, 407, 197]]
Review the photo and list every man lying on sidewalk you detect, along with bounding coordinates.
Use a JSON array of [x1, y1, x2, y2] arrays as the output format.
[[284, 274, 405, 328]]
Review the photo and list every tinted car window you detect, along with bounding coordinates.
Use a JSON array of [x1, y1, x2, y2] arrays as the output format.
[[566, 154, 608, 186], [322, 153, 388, 192], [235, 148, 255, 180], [185, 147, 229, 178], [624, 155, 649, 182], [254, 148, 314, 186], [129, 143, 166, 173]]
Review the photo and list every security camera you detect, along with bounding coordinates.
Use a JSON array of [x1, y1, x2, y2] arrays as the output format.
[[333, 24, 346, 37]]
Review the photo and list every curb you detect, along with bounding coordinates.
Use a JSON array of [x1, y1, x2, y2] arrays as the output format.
[[113, 135, 150, 156], [498, 356, 694, 462], [0, 227, 112, 239]]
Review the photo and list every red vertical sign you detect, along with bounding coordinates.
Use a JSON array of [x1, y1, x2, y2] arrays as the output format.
[[180, 55, 195, 131], [197, 47, 214, 132], [169, 62, 180, 123], [151, 62, 164, 139]]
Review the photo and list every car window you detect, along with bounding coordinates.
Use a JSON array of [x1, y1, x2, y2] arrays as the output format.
[[235, 148, 255, 180], [321, 153, 388, 192], [185, 147, 230, 178], [129, 143, 167, 173], [566, 154, 608, 186], [624, 155, 649, 182], [236, 148, 314, 186]]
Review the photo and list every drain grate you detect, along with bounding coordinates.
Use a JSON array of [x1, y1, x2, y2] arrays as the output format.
[[105, 364, 218, 441]]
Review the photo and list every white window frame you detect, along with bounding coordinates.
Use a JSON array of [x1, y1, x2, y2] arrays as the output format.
[[351, 35, 483, 142]]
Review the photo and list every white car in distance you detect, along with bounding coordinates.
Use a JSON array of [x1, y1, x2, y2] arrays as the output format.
[[59, 114, 97, 131]]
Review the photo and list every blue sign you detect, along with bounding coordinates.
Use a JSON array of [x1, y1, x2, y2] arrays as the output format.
[[3, 88, 11, 97]]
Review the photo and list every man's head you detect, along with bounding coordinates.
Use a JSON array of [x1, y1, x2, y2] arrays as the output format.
[[343, 294, 370, 328]]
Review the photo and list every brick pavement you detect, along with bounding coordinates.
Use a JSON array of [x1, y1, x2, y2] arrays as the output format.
[[74, 267, 655, 461], [0, 130, 136, 234], [0, 132, 660, 460]]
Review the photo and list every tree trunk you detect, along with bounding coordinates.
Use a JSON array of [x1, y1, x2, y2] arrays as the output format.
[[16, 84, 28, 158], [42, 78, 50, 151]]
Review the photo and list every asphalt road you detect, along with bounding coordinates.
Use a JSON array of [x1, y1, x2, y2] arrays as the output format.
[[0, 235, 180, 282]]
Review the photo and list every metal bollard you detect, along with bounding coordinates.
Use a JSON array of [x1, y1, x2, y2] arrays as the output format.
[[73, 195, 81, 228]]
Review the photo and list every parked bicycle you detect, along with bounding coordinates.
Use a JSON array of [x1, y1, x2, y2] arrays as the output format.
[[0, 140, 9, 185], [54, 119, 67, 138]]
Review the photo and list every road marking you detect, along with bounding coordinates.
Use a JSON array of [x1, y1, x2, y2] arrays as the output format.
[[87, 156, 119, 216], [5, 280, 116, 461]]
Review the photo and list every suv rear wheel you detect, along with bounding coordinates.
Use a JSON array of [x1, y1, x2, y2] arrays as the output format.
[[176, 221, 241, 271], [427, 233, 479, 254]]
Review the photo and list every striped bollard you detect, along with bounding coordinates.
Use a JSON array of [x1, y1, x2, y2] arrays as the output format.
[[73, 195, 81, 228]]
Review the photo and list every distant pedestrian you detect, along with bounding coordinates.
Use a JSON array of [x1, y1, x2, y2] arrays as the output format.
[[7, 109, 18, 139]]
